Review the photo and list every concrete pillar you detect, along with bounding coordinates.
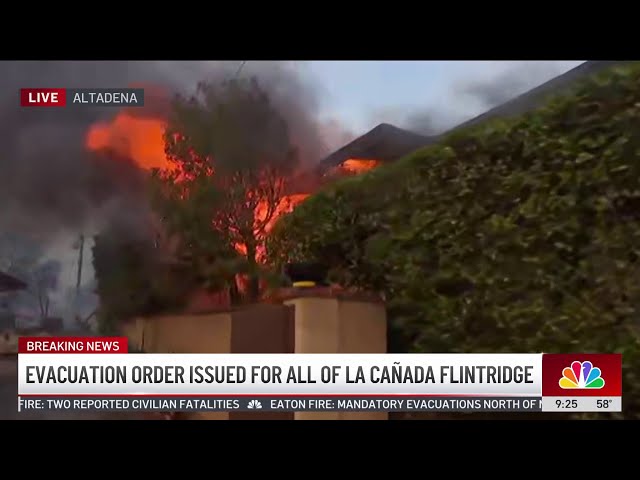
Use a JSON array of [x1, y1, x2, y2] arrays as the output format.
[[282, 287, 388, 421]]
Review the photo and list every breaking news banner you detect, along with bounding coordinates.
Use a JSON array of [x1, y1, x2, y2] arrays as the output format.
[[16, 337, 622, 414], [19, 88, 144, 107]]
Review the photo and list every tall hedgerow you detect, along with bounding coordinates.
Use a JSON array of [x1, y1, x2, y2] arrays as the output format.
[[267, 62, 640, 419]]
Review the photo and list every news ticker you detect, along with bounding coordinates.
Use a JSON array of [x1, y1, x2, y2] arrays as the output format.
[[17, 396, 622, 414], [20, 88, 144, 107], [17, 337, 623, 414]]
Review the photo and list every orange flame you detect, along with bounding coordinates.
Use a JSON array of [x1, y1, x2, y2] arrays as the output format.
[[84, 112, 381, 303], [258, 193, 310, 234], [236, 193, 309, 260], [85, 115, 380, 265], [86, 113, 170, 171], [341, 158, 380, 173], [85, 112, 310, 261]]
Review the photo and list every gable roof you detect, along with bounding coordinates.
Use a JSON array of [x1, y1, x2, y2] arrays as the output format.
[[318, 61, 630, 171], [0, 271, 27, 292], [318, 123, 433, 170]]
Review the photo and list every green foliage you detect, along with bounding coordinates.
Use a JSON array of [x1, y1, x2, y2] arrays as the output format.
[[267, 62, 640, 419], [92, 230, 198, 332], [165, 78, 297, 177], [156, 77, 300, 302], [149, 169, 244, 294]]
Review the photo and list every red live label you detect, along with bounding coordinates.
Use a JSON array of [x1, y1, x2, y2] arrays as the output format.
[[20, 88, 66, 107]]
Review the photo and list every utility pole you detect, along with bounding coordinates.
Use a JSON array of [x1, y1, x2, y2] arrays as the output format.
[[76, 234, 84, 294]]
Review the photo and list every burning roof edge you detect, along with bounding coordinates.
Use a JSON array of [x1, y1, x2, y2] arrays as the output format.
[[318, 123, 433, 170], [319, 61, 632, 170]]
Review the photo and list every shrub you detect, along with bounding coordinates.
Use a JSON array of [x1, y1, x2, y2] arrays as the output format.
[[93, 233, 198, 333], [267, 63, 640, 419]]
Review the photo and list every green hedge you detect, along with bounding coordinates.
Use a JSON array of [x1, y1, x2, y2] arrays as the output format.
[[267, 62, 640, 419]]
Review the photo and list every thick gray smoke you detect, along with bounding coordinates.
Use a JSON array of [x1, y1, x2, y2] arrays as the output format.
[[0, 61, 181, 235], [178, 61, 344, 168], [0, 61, 340, 237], [0, 61, 345, 323]]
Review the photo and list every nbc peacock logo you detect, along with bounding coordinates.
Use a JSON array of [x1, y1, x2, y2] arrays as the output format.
[[559, 361, 605, 389]]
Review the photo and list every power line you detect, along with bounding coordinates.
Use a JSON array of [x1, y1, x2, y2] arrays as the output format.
[[235, 61, 247, 78]]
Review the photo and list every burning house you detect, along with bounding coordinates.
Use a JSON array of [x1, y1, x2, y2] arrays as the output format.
[[318, 123, 432, 177], [91, 61, 632, 317], [317, 61, 628, 176], [3, 61, 628, 328]]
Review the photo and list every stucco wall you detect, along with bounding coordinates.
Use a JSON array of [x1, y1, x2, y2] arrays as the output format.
[[283, 297, 387, 355], [337, 300, 387, 420], [288, 298, 340, 353], [285, 296, 388, 421], [338, 300, 387, 354], [122, 296, 387, 421], [122, 312, 233, 420], [123, 312, 232, 354]]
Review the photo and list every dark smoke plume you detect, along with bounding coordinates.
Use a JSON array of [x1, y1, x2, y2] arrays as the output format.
[[0, 61, 342, 237], [183, 61, 342, 167], [0, 61, 184, 235]]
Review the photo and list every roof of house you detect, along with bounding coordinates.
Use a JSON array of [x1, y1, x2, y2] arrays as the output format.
[[318, 123, 433, 170], [318, 61, 631, 171], [0, 271, 27, 292]]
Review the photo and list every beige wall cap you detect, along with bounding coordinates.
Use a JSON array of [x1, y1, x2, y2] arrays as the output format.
[[273, 286, 383, 304]]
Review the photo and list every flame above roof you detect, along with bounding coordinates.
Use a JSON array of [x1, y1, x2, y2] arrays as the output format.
[[319, 123, 433, 170]]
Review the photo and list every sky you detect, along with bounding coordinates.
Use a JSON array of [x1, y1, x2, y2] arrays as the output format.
[[303, 60, 585, 135]]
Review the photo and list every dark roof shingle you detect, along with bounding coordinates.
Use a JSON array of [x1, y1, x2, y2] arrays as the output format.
[[319, 123, 433, 170], [0, 271, 27, 292]]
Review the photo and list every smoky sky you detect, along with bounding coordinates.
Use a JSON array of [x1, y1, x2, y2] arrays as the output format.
[[0, 61, 339, 238], [454, 61, 581, 110], [2, 61, 570, 238], [0, 61, 187, 236], [371, 62, 583, 136], [186, 61, 337, 168]]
